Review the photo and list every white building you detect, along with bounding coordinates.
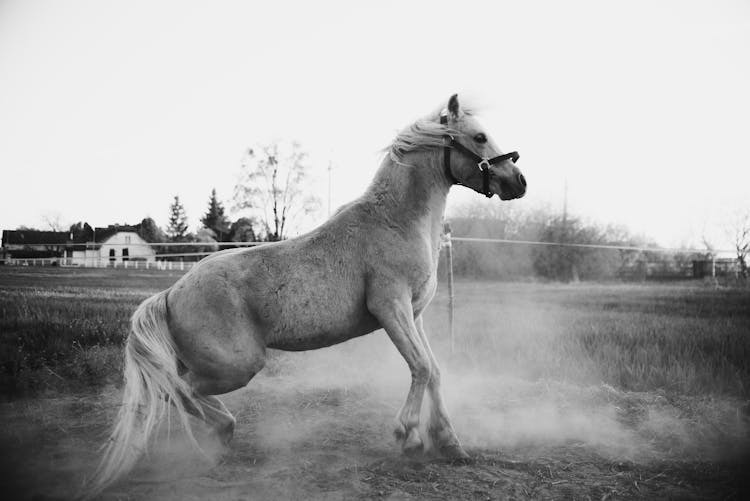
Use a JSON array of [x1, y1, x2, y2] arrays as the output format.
[[68, 229, 156, 266], [2, 225, 157, 266]]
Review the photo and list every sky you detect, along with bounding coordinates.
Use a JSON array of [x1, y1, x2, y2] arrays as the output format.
[[0, 0, 748, 249]]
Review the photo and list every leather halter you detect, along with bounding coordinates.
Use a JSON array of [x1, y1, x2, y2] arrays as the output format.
[[440, 113, 520, 198]]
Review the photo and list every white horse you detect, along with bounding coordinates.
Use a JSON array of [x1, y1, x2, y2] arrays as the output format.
[[87, 94, 526, 497]]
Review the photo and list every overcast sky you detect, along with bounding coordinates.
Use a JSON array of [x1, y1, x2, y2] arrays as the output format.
[[1, 0, 748, 249]]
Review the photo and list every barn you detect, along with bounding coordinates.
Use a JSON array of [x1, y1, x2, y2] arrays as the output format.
[[1, 224, 157, 266]]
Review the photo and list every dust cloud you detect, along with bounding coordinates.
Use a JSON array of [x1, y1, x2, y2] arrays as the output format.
[[103, 298, 748, 498], [213, 326, 747, 467]]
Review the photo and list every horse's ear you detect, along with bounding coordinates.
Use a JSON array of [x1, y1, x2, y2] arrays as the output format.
[[448, 94, 460, 118]]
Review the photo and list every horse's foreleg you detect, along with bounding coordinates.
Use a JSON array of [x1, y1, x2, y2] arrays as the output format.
[[415, 316, 470, 461], [368, 294, 430, 455]]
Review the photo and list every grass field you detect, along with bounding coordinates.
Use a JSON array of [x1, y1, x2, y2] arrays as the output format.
[[1, 266, 749, 499], [0, 267, 184, 395], [2, 267, 748, 399]]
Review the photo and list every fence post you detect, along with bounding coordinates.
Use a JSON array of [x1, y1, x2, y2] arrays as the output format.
[[711, 255, 716, 279], [443, 222, 455, 354]]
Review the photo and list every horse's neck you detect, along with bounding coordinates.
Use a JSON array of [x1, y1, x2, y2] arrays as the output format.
[[364, 151, 449, 240]]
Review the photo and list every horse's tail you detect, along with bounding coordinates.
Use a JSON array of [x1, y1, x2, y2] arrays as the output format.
[[82, 289, 200, 499]]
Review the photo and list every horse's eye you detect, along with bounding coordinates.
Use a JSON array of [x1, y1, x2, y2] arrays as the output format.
[[473, 133, 487, 144]]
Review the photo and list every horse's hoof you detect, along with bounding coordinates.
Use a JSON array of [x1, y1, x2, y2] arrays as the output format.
[[441, 444, 472, 464], [213, 423, 235, 447], [403, 441, 424, 457], [393, 425, 406, 442], [402, 428, 424, 457]]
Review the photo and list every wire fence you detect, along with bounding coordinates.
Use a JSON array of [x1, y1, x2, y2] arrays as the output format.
[[1, 236, 742, 358], [0, 237, 737, 270]]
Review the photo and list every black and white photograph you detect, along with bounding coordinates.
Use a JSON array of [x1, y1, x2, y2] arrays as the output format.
[[1, 1, 748, 499]]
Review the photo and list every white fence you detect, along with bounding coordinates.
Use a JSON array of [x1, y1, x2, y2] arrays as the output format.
[[0, 257, 198, 271]]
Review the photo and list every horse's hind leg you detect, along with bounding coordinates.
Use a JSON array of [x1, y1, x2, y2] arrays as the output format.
[[166, 272, 268, 447], [180, 393, 236, 446], [178, 351, 265, 446]]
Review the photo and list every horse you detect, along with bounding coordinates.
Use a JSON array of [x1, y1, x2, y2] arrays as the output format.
[[86, 94, 526, 497]]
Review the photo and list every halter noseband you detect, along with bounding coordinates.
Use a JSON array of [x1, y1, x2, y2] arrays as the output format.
[[440, 113, 520, 198]]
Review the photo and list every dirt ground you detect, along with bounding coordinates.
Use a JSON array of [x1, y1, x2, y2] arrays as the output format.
[[1, 334, 749, 501]]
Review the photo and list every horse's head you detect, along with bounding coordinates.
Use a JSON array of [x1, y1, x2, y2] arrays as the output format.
[[441, 94, 526, 200]]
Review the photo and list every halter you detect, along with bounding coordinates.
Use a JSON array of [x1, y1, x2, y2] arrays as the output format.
[[440, 113, 520, 198]]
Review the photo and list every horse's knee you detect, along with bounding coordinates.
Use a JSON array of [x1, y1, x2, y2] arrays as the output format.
[[429, 363, 441, 385], [411, 358, 431, 384]]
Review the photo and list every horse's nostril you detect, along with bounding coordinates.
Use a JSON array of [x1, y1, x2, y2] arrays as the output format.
[[518, 173, 527, 188]]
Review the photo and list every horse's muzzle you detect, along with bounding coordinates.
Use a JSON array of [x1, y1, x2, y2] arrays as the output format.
[[499, 174, 527, 200]]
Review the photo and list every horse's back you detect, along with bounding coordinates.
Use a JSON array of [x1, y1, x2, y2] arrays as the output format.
[[166, 223, 380, 354]]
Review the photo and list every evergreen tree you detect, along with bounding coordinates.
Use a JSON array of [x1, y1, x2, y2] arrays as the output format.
[[166, 195, 189, 242], [201, 188, 230, 241], [137, 217, 166, 243]]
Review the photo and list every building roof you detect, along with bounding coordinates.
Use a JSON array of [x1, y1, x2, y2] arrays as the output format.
[[92, 225, 140, 243], [2, 230, 70, 246], [2, 224, 145, 248]]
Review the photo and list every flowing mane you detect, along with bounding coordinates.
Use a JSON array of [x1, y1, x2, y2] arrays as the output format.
[[387, 104, 478, 163]]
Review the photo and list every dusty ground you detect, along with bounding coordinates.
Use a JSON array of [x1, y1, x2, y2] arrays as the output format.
[[1, 334, 749, 501]]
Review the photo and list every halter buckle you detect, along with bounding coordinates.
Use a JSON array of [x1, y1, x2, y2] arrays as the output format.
[[478, 159, 491, 171]]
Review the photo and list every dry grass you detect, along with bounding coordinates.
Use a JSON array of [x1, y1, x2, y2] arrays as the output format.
[[1, 267, 749, 499], [0, 267, 179, 395], [425, 282, 750, 398], [1, 268, 749, 400]]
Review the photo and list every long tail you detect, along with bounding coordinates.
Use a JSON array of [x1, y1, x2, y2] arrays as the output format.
[[82, 289, 200, 499]]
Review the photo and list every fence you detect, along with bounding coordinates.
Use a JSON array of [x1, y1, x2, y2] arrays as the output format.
[[0, 238, 738, 280], [0, 256, 198, 271], [1, 236, 742, 356]]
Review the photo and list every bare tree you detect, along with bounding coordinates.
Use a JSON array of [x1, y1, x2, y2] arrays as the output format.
[[234, 140, 320, 241], [727, 209, 750, 279], [42, 212, 67, 232]]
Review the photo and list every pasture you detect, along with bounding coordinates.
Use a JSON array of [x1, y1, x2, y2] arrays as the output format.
[[1, 266, 749, 499]]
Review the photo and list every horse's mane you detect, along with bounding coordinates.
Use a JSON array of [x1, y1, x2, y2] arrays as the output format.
[[387, 102, 477, 163]]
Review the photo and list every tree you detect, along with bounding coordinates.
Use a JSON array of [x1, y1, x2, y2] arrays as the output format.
[[43, 212, 67, 231], [137, 217, 166, 243], [234, 140, 320, 241], [201, 189, 230, 241], [727, 209, 750, 279], [531, 215, 638, 281], [229, 217, 257, 242], [445, 201, 545, 279], [69, 222, 94, 241], [166, 195, 189, 242]]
